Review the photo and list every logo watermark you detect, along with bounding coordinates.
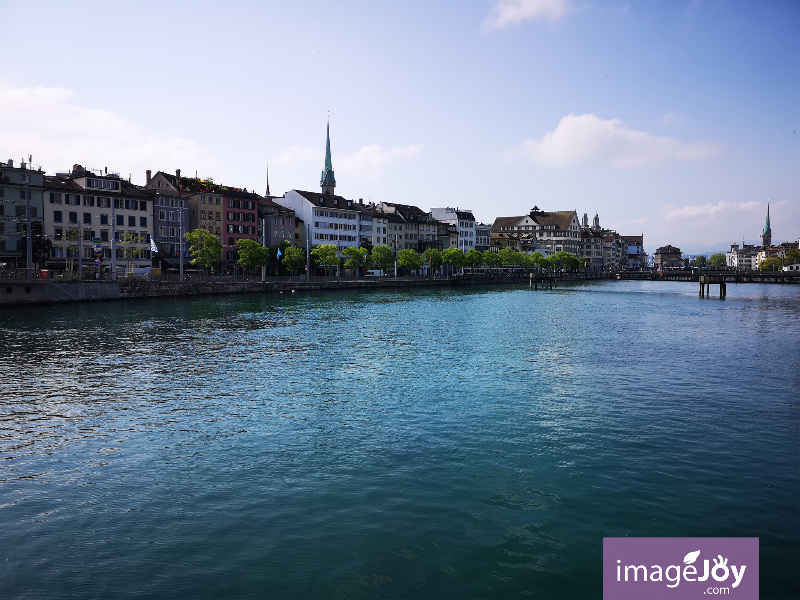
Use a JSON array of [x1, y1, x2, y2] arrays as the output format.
[[603, 537, 758, 599]]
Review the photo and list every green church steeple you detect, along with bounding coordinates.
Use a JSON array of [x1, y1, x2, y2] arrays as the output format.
[[761, 202, 772, 247], [321, 119, 336, 194]]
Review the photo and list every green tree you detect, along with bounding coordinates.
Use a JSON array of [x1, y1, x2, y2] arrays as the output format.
[[119, 233, 146, 272], [529, 251, 548, 269], [236, 238, 268, 270], [785, 248, 800, 264], [422, 248, 443, 274], [311, 244, 340, 274], [342, 246, 369, 274], [689, 255, 707, 267], [482, 249, 501, 268], [185, 228, 222, 269], [371, 244, 395, 273], [760, 256, 783, 271], [282, 245, 306, 275], [397, 249, 423, 272], [464, 248, 483, 269], [547, 251, 580, 271], [498, 247, 521, 267], [30, 221, 52, 267], [442, 248, 464, 273], [707, 253, 726, 268]]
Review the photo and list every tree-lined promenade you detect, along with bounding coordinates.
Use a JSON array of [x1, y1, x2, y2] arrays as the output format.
[[181, 230, 588, 278]]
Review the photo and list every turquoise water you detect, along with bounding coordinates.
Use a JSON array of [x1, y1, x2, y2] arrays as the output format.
[[1, 281, 798, 599]]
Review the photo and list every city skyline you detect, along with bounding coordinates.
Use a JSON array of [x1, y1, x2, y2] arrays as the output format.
[[1, 0, 797, 254]]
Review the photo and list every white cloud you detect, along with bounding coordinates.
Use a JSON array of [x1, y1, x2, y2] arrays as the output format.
[[483, 0, 573, 30], [272, 143, 424, 179], [0, 83, 214, 181], [507, 113, 721, 169], [271, 144, 319, 166], [661, 201, 762, 221], [339, 144, 424, 178]]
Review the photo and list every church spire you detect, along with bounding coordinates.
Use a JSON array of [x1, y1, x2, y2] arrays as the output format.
[[320, 118, 336, 194], [761, 201, 772, 247], [265, 162, 271, 197]]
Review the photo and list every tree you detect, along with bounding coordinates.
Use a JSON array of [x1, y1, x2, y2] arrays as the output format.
[[397, 249, 423, 272], [529, 251, 548, 269], [282, 245, 306, 275], [442, 248, 464, 274], [547, 251, 580, 271], [707, 253, 726, 268], [119, 233, 146, 272], [464, 248, 483, 269], [689, 255, 707, 267], [342, 246, 368, 274], [482, 249, 501, 268], [371, 244, 395, 273], [760, 256, 783, 271], [498, 247, 520, 267], [237, 238, 268, 270], [30, 221, 52, 267], [422, 248, 443, 274], [785, 248, 800, 264], [311, 244, 340, 274], [185, 228, 222, 269]]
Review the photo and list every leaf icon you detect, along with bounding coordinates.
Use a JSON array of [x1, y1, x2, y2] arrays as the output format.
[[684, 550, 701, 565]]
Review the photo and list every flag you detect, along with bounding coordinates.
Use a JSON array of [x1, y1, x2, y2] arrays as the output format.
[[277, 248, 282, 259], [150, 238, 159, 253]]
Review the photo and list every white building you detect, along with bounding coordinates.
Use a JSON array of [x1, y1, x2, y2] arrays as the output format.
[[430, 207, 476, 251]]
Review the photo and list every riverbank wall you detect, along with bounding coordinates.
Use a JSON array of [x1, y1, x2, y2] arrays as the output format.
[[0, 277, 459, 308]]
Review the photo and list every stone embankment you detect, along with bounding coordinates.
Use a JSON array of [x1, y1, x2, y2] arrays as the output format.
[[0, 276, 456, 307]]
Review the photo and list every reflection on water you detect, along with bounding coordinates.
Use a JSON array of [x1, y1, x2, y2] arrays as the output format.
[[1, 282, 798, 599]]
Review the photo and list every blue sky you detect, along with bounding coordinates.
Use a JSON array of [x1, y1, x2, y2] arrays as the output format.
[[1, 0, 797, 253]]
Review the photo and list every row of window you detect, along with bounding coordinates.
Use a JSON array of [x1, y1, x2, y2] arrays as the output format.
[[227, 212, 256, 222], [228, 199, 255, 210], [313, 209, 357, 220], [86, 178, 121, 191], [50, 211, 147, 227], [227, 225, 256, 235], [199, 211, 221, 222], [159, 210, 189, 222], [51, 228, 150, 242], [158, 197, 185, 207], [47, 193, 148, 211], [313, 234, 357, 242], [314, 222, 356, 231]]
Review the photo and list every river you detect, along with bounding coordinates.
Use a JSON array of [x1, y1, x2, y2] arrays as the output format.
[[1, 281, 798, 598]]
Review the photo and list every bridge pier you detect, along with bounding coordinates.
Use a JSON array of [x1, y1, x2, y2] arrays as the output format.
[[699, 275, 726, 299]]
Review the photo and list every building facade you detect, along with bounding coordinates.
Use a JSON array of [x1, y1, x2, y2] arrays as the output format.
[[0, 159, 44, 269]]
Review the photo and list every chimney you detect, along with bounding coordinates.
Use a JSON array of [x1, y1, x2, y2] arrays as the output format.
[[146, 170, 152, 184]]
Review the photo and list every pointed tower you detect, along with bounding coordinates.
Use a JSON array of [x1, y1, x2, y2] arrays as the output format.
[[761, 202, 772, 247], [320, 119, 336, 195], [265, 163, 271, 197]]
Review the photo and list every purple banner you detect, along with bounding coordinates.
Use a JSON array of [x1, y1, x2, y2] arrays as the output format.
[[603, 537, 758, 599]]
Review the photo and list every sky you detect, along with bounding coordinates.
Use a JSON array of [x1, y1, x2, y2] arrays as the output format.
[[1, 0, 798, 254]]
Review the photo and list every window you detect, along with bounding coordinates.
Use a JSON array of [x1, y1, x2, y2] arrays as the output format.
[[100, 214, 108, 225], [116, 215, 124, 226], [169, 227, 176, 237], [140, 217, 147, 227], [201, 196, 206, 204], [159, 210, 166, 220], [86, 178, 120, 190], [68, 211, 78, 224], [159, 226, 166, 236], [83, 213, 91, 224], [54, 228, 63, 240], [83, 196, 95, 206], [128, 216, 136, 227], [49, 192, 62, 204]]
